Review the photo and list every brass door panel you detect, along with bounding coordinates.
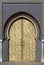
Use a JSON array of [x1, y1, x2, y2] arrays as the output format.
[[23, 19, 36, 61], [9, 19, 21, 61], [9, 18, 36, 62]]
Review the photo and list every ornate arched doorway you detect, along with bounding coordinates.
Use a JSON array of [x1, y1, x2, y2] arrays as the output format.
[[9, 18, 36, 62], [3, 12, 40, 62]]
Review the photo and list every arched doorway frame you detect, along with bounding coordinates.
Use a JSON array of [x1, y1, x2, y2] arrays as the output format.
[[2, 12, 41, 61]]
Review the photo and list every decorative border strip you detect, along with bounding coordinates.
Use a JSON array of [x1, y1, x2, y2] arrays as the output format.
[[0, 39, 2, 62], [41, 39, 44, 62]]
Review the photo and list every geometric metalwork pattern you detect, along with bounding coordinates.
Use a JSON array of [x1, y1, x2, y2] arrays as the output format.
[[9, 18, 36, 62]]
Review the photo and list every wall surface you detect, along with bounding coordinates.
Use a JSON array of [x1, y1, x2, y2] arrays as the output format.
[[0, 0, 44, 65], [0, 0, 44, 38], [2, 3, 42, 62]]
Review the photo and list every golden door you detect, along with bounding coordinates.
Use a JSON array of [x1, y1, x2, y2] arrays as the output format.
[[9, 18, 36, 62]]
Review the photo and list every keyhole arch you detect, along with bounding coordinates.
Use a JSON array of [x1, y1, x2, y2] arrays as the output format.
[[3, 12, 40, 41], [3, 12, 41, 62], [9, 17, 37, 61], [8, 16, 37, 40]]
